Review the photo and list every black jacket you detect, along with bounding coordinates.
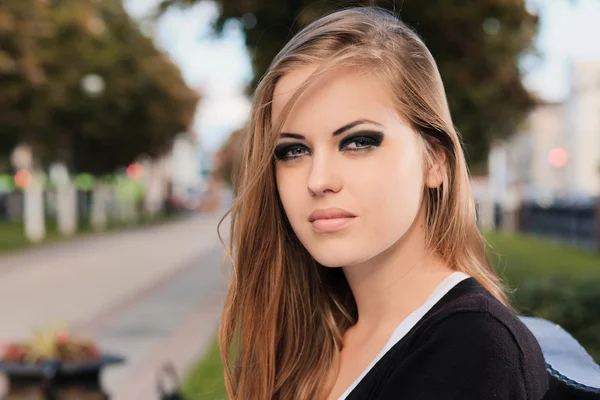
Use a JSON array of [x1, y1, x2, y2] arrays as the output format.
[[346, 277, 549, 400]]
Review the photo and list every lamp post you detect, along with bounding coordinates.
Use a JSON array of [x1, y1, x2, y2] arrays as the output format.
[[80, 73, 109, 231]]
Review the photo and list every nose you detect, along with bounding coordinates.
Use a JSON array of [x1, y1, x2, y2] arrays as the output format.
[[307, 153, 342, 196]]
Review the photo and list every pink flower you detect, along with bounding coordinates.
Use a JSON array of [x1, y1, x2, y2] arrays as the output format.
[[56, 331, 70, 345]]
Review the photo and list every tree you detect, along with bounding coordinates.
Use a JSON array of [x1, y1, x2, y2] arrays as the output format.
[[160, 0, 538, 172], [0, 0, 199, 174], [0, 0, 48, 169], [214, 126, 244, 186]]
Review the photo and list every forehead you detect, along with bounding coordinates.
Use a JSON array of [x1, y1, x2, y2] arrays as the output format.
[[271, 64, 399, 134]]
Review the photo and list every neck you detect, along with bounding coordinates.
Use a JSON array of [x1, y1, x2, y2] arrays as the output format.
[[341, 209, 453, 332]]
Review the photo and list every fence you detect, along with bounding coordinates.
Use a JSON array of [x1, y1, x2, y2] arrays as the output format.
[[516, 198, 600, 253], [0, 189, 96, 223]]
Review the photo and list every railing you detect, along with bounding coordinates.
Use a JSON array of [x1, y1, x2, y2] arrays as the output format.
[[515, 199, 600, 253]]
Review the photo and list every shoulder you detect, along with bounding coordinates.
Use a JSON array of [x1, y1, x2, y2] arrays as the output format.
[[351, 279, 550, 399], [427, 309, 542, 369], [386, 310, 549, 399], [409, 280, 549, 398], [425, 278, 545, 362]]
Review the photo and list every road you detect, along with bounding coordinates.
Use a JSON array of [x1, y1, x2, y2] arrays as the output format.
[[0, 209, 231, 399]]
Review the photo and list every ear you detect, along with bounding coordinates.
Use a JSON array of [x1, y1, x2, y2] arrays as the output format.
[[425, 150, 446, 189]]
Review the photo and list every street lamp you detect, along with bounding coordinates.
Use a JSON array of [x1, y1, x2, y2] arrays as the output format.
[[79, 73, 106, 231], [483, 17, 500, 35], [80, 73, 105, 98]]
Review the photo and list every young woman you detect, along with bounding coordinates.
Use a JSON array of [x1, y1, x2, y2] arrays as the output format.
[[218, 6, 549, 400]]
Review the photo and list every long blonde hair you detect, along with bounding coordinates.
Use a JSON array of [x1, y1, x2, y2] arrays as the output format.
[[217, 6, 509, 399]]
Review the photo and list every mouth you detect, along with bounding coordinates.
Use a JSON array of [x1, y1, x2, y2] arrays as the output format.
[[308, 208, 357, 233], [311, 217, 356, 233]]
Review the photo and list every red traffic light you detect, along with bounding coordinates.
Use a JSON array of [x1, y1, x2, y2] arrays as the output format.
[[548, 148, 568, 169]]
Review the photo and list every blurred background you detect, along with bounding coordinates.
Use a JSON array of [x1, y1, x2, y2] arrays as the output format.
[[0, 0, 599, 399]]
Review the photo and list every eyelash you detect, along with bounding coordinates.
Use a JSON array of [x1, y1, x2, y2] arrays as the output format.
[[274, 132, 384, 162]]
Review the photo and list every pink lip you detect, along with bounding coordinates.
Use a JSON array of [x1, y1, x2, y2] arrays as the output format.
[[308, 208, 357, 233]]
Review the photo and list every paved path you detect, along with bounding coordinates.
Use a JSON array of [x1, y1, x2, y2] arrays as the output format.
[[0, 208, 231, 399]]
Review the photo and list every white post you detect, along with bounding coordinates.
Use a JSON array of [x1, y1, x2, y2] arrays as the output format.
[[57, 183, 77, 236], [91, 184, 108, 231], [49, 163, 78, 236], [115, 178, 136, 223], [143, 161, 160, 216], [471, 177, 494, 231], [24, 175, 45, 242]]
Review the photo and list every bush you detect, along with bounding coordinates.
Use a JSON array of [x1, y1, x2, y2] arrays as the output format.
[[510, 275, 600, 362], [486, 231, 600, 363]]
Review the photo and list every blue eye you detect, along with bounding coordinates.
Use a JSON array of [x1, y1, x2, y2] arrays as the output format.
[[340, 132, 384, 151], [274, 131, 384, 162], [343, 137, 377, 150], [274, 144, 309, 161]]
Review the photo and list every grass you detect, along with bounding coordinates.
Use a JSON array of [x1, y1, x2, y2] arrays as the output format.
[[484, 231, 600, 363], [0, 219, 64, 253], [182, 338, 227, 400], [484, 230, 600, 285], [182, 230, 600, 396], [0, 212, 178, 255]]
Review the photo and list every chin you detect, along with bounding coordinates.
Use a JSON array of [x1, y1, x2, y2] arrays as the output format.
[[294, 229, 373, 267], [309, 248, 369, 268]]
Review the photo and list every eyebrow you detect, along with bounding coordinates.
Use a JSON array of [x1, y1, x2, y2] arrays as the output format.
[[279, 119, 383, 140]]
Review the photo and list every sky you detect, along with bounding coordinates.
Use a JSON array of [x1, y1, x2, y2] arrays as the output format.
[[124, 0, 252, 152], [524, 0, 600, 100], [124, 0, 600, 153]]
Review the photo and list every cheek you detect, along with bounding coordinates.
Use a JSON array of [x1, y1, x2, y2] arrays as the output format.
[[343, 150, 424, 262], [276, 168, 304, 226], [358, 155, 424, 227], [378, 167, 423, 227]]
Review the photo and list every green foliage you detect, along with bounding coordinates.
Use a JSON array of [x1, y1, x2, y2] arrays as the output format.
[[0, 0, 199, 174], [161, 0, 538, 170], [73, 173, 95, 190], [0, 174, 16, 191], [512, 276, 600, 363]]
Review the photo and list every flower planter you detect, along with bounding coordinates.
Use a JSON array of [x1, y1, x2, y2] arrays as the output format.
[[0, 353, 124, 400]]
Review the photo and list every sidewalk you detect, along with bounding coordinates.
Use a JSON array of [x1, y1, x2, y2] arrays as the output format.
[[0, 207, 231, 399]]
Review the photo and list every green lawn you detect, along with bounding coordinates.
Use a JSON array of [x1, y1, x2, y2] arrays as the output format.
[[0, 212, 177, 254], [182, 338, 228, 400], [485, 230, 600, 284], [0, 221, 32, 251], [0, 219, 63, 253], [182, 230, 600, 396]]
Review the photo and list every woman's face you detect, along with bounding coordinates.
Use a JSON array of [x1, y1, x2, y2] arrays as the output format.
[[272, 65, 434, 268]]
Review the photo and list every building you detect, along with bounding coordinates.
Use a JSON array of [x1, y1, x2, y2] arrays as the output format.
[[142, 131, 209, 214], [488, 60, 600, 213], [564, 60, 600, 197]]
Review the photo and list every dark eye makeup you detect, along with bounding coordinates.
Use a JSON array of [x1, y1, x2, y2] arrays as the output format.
[[274, 131, 384, 162]]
